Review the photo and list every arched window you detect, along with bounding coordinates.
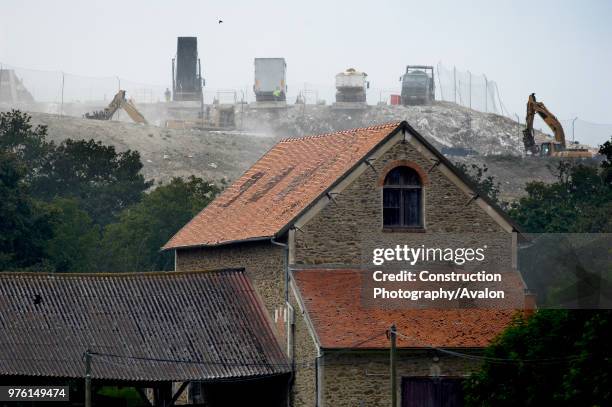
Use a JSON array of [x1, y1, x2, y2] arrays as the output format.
[[383, 166, 423, 227]]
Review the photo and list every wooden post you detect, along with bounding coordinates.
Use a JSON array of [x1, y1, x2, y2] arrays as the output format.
[[390, 324, 397, 407], [85, 350, 91, 407]]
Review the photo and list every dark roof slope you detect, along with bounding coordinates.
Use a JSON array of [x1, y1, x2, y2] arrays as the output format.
[[0, 270, 289, 382], [293, 269, 520, 349]]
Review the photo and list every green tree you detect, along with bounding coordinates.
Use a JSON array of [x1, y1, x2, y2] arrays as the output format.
[[44, 198, 100, 273], [464, 310, 611, 407], [99, 176, 220, 272], [456, 162, 502, 205], [31, 139, 152, 225], [0, 110, 53, 175], [465, 139, 612, 406], [0, 151, 55, 270]]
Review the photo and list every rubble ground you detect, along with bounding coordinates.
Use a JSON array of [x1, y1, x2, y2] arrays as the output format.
[[12, 102, 574, 201]]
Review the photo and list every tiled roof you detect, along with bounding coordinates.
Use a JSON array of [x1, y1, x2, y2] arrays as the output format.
[[293, 269, 519, 349], [163, 122, 404, 249], [0, 270, 289, 382]]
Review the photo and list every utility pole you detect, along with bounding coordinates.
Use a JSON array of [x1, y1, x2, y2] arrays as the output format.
[[85, 350, 92, 407], [390, 324, 397, 407]]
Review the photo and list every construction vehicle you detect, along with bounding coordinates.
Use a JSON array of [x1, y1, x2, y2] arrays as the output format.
[[172, 37, 204, 102], [254, 58, 287, 102], [400, 65, 435, 105], [335, 68, 369, 103], [84, 90, 147, 124], [522, 93, 592, 158]]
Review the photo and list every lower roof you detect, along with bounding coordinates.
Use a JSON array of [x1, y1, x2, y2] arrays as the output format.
[[293, 269, 521, 349], [0, 269, 289, 382]]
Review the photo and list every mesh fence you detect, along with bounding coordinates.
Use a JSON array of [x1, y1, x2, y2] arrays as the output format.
[[1, 61, 610, 145]]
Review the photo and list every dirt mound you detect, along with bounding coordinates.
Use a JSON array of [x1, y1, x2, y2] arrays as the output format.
[[26, 112, 275, 185], [16, 103, 564, 201]]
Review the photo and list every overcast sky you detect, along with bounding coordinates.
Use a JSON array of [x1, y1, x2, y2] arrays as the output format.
[[1, 0, 611, 135]]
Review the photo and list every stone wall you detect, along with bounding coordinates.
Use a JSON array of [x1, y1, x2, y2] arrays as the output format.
[[293, 139, 513, 267], [176, 241, 285, 314], [320, 350, 479, 407]]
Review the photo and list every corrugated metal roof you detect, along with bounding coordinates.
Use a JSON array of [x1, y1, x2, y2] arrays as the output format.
[[0, 269, 289, 382]]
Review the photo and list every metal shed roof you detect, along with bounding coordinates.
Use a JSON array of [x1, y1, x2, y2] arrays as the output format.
[[0, 269, 289, 382]]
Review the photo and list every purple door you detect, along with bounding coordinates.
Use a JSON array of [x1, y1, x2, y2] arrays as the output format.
[[401, 377, 464, 407]]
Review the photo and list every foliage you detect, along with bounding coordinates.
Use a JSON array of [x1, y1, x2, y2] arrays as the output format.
[[455, 162, 502, 205], [0, 109, 53, 175], [464, 310, 612, 406], [508, 140, 612, 233], [99, 176, 221, 272], [465, 137, 612, 406], [43, 198, 100, 273], [31, 139, 152, 225], [0, 151, 55, 270]]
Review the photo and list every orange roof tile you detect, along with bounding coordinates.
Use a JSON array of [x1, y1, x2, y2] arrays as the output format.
[[164, 122, 403, 249], [293, 269, 519, 349]]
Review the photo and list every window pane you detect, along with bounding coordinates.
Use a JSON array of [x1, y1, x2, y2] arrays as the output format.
[[383, 188, 401, 208], [384, 167, 421, 186], [383, 208, 400, 226], [402, 189, 421, 226]]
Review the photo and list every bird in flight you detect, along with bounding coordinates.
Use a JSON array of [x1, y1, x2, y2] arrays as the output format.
[[218, 19, 223, 24]]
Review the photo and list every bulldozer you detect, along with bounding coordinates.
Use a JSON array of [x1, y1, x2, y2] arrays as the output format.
[[522, 93, 592, 158], [84, 90, 148, 124]]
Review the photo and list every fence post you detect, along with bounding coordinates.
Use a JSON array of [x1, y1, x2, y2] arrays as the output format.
[[436, 63, 444, 101], [453, 66, 457, 104], [60, 72, 65, 117], [468, 71, 472, 109], [484, 75, 488, 113]]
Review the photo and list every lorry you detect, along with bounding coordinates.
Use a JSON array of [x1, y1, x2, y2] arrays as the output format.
[[335, 68, 368, 103], [400, 65, 435, 105], [172, 37, 204, 102], [253, 58, 287, 102]]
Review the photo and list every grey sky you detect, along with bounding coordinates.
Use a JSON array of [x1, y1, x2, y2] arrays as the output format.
[[1, 0, 611, 138]]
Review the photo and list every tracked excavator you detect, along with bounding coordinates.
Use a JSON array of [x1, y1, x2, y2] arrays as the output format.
[[522, 93, 591, 158], [84, 90, 148, 124]]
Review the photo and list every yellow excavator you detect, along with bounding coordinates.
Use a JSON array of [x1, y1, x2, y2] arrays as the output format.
[[84, 90, 148, 124], [522, 93, 592, 158]]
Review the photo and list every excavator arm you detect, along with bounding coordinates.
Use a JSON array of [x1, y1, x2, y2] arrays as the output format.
[[522, 93, 566, 154], [84, 90, 148, 124]]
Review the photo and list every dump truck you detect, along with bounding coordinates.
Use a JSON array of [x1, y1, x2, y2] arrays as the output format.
[[253, 58, 287, 102], [172, 37, 204, 102], [522, 93, 593, 158], [400, 65, 435, 105], [335, 68, 368, 103]]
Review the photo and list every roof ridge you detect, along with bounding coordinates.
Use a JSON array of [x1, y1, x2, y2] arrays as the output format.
[[0, 268, 245, 278], [278, 121, 403, 143]]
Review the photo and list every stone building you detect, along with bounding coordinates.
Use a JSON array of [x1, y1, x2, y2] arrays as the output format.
[[164, 121, 530, 406]]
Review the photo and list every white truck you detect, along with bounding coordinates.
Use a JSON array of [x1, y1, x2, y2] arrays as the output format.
[[253, 58, 287, 102], [335, 68, 368, 103]]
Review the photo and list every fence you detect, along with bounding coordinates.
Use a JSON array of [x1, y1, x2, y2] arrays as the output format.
[[1, 61, 610, 146]]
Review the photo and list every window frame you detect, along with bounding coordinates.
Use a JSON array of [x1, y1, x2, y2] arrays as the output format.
[[382, 166, 425, 231]]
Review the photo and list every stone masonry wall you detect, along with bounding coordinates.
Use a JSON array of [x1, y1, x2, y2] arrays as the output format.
[[294, 139, 513, 266], [176, 241, 285, 315], [321, 350, 479, 407]]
